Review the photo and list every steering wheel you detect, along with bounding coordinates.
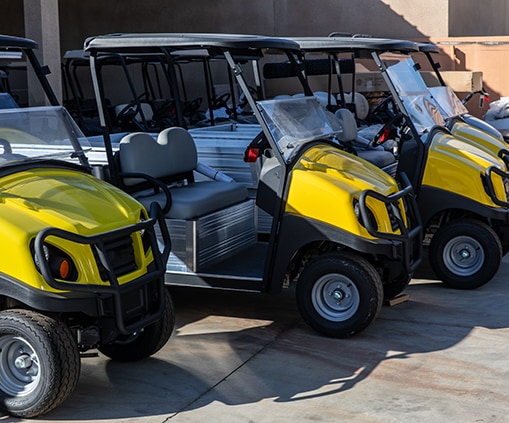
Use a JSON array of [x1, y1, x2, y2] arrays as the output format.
[[371, 114, 405, 147], [370, 95, 397, 124], [0, 138, 12, 155], [183, 97, 203, 116], [212, 93, 231, 110], [116, 101, 141, 128]]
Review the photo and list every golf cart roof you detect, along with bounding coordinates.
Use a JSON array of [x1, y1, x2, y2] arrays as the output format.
[[84, 33, 301, 57], [0, 34, 38, 51], [417, 42, 441, 54], [289, 36, 421, 54]]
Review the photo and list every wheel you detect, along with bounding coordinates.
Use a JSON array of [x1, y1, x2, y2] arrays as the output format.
[[98, 288, 175, 361], [296, 252, 383, 338], [429, 219, 502, 289], [383, 274, 412, 301], [0, 310, 80, 418]]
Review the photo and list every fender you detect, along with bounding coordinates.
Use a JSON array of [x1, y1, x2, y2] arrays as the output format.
[[418, 185, 509, 227], [267, 213, 406, 294]]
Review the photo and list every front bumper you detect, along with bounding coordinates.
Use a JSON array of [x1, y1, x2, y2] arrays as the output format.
[[33, 202, 171, 335]]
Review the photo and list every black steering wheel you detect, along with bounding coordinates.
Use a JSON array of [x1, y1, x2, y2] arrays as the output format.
[[212, 93, 231, 110], [183, 97, 203, 116], [370, 95, 397, 124], [116, 101, 141, 128]]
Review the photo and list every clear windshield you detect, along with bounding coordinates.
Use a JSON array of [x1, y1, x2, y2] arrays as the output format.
[[0, 106, 90, 167], [257, 96, 343, 161], [386, 57, 468, 119], [385, 58, 448, 135], [401, 93, 445, 135], [428, 86, 469, 118], [386, 58, 429, 96]]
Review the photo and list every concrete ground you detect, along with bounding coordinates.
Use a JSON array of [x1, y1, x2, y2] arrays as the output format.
[[4, 253, 509, 423]]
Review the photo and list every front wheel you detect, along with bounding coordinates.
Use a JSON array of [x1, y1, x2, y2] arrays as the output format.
[[0, 310, 80, 418], [296, 252, 383, 338], [429, 219, 502, 289], [98, 288, 175, 361]]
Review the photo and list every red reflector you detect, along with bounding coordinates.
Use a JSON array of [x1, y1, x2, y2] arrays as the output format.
[[379, 128, 391, 144], [59, 260, 70, 279], [245, 147, 259, 163]]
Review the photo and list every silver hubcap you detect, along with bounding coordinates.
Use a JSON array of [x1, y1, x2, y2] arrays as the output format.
[[0, 335, 41, 396], [312, 273, 360, 322], [443, 235, 484, 276]]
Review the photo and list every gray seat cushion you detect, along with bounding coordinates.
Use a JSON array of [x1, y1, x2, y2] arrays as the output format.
[[135, 181, 248, 219]]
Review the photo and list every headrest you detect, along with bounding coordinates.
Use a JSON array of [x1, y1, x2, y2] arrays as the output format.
[[334, 108, 358, 142], [342, 92, 369, 120]]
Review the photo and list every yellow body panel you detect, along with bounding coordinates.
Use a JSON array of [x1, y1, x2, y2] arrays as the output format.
[[450, 120, 507, 161], [0, 167, 152, 292], [423, 131, 506, 205], [285, 145, 405, 239]]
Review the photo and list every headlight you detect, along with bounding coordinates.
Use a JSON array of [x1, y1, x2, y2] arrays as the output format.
[[353, 199, 378, 231], [33, 242, 78, 281], [385, 202, 402, 232]]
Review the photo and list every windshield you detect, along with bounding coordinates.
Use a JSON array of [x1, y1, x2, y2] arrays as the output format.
[[0, 106, 90, 167], [428, 86, 469, 118], [257, 96, 343, 161], [386, 58, 429, 96], [401, 93, 445, 136], [386, 57, 468, 120]]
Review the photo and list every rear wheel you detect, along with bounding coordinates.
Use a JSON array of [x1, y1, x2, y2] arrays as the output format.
[[98, 288, 175, 361], [0, 309, 80, 418], [429, 219, 502, 289], [296, 252, 383, 338]]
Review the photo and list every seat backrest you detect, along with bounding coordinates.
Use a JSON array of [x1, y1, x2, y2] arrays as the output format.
[[335, 108, 358, 142], [118, 127, 198, 187], [156, 127, 197, 175]]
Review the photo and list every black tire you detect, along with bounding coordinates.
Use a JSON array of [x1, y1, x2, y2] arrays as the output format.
[[383, 274, 412, 301], [98, 288, 175, 361], [0, 309, 80, 418], [429, 219, 502, 289], [296, 252, 383, 338]]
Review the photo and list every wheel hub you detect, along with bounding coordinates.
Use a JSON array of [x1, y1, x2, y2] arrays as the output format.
[[14, 353, 33, 370], [0, 335, 41, 396], [312, 274, 360, 322], [443, 236, 484, 276], [458, 247, 471, 260], [331, 288, 345, 302]]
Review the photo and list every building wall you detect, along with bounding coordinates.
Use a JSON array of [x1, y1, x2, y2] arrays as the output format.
[[449, 0, 509, 36], [2, 0, 509, 106]]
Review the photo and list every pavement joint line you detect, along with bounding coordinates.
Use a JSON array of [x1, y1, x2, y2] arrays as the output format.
[[163, 318, 301, 420]]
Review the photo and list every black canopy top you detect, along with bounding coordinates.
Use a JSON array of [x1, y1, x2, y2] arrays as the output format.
[[84, 33, 301, 59], [417, 42, 441, 54], [0, 35, 38, 51], [289, 36, 421, 54]]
